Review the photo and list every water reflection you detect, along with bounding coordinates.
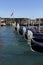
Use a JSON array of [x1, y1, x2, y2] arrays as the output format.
[[0, 27, 3, 48], [0, 39, 3, 48]]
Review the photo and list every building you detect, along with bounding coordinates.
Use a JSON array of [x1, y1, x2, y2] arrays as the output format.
[[36, 18, 43, 31]]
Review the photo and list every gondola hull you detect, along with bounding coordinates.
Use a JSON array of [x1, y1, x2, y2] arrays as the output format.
[[15, 27, 17, 31], [19, 29, 23, 35], [24, 32, 28, 40], [31, 37, 43, 52]]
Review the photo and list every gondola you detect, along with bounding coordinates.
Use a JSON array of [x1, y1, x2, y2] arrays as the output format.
[[18, 26, 26, 35], [15, 27, 17, 31], [31, 32, 43, 52]]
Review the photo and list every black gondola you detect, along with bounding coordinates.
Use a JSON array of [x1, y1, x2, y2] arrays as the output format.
[[15, 27, 17, 31], [31, 33, 43, 52], [19, 26, 23, 35], [24, 32, 28, 40]]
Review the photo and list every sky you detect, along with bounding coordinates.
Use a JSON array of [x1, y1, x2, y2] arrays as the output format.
[[0, 0, 43, 18]]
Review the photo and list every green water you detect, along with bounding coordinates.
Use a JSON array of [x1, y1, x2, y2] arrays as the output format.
[[0, 26, 43, 65]]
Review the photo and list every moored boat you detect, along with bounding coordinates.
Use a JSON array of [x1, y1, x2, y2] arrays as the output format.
[[31, 32, 43, 52]]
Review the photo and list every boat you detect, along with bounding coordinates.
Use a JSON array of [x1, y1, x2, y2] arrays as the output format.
[[12, 22, 17, 31], [31, 33, 43, 52], [0, 23, 6, 26], [19, 26, 33, 40], [13, 22, 33, 40], [19, 26, 23, 35], [31, 18, 43, 52]]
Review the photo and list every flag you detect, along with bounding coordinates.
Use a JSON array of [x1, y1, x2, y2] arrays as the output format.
[[11, 12, 14, 17]]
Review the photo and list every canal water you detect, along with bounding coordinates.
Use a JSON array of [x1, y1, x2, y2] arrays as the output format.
[[0, 26, 43, 65]]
